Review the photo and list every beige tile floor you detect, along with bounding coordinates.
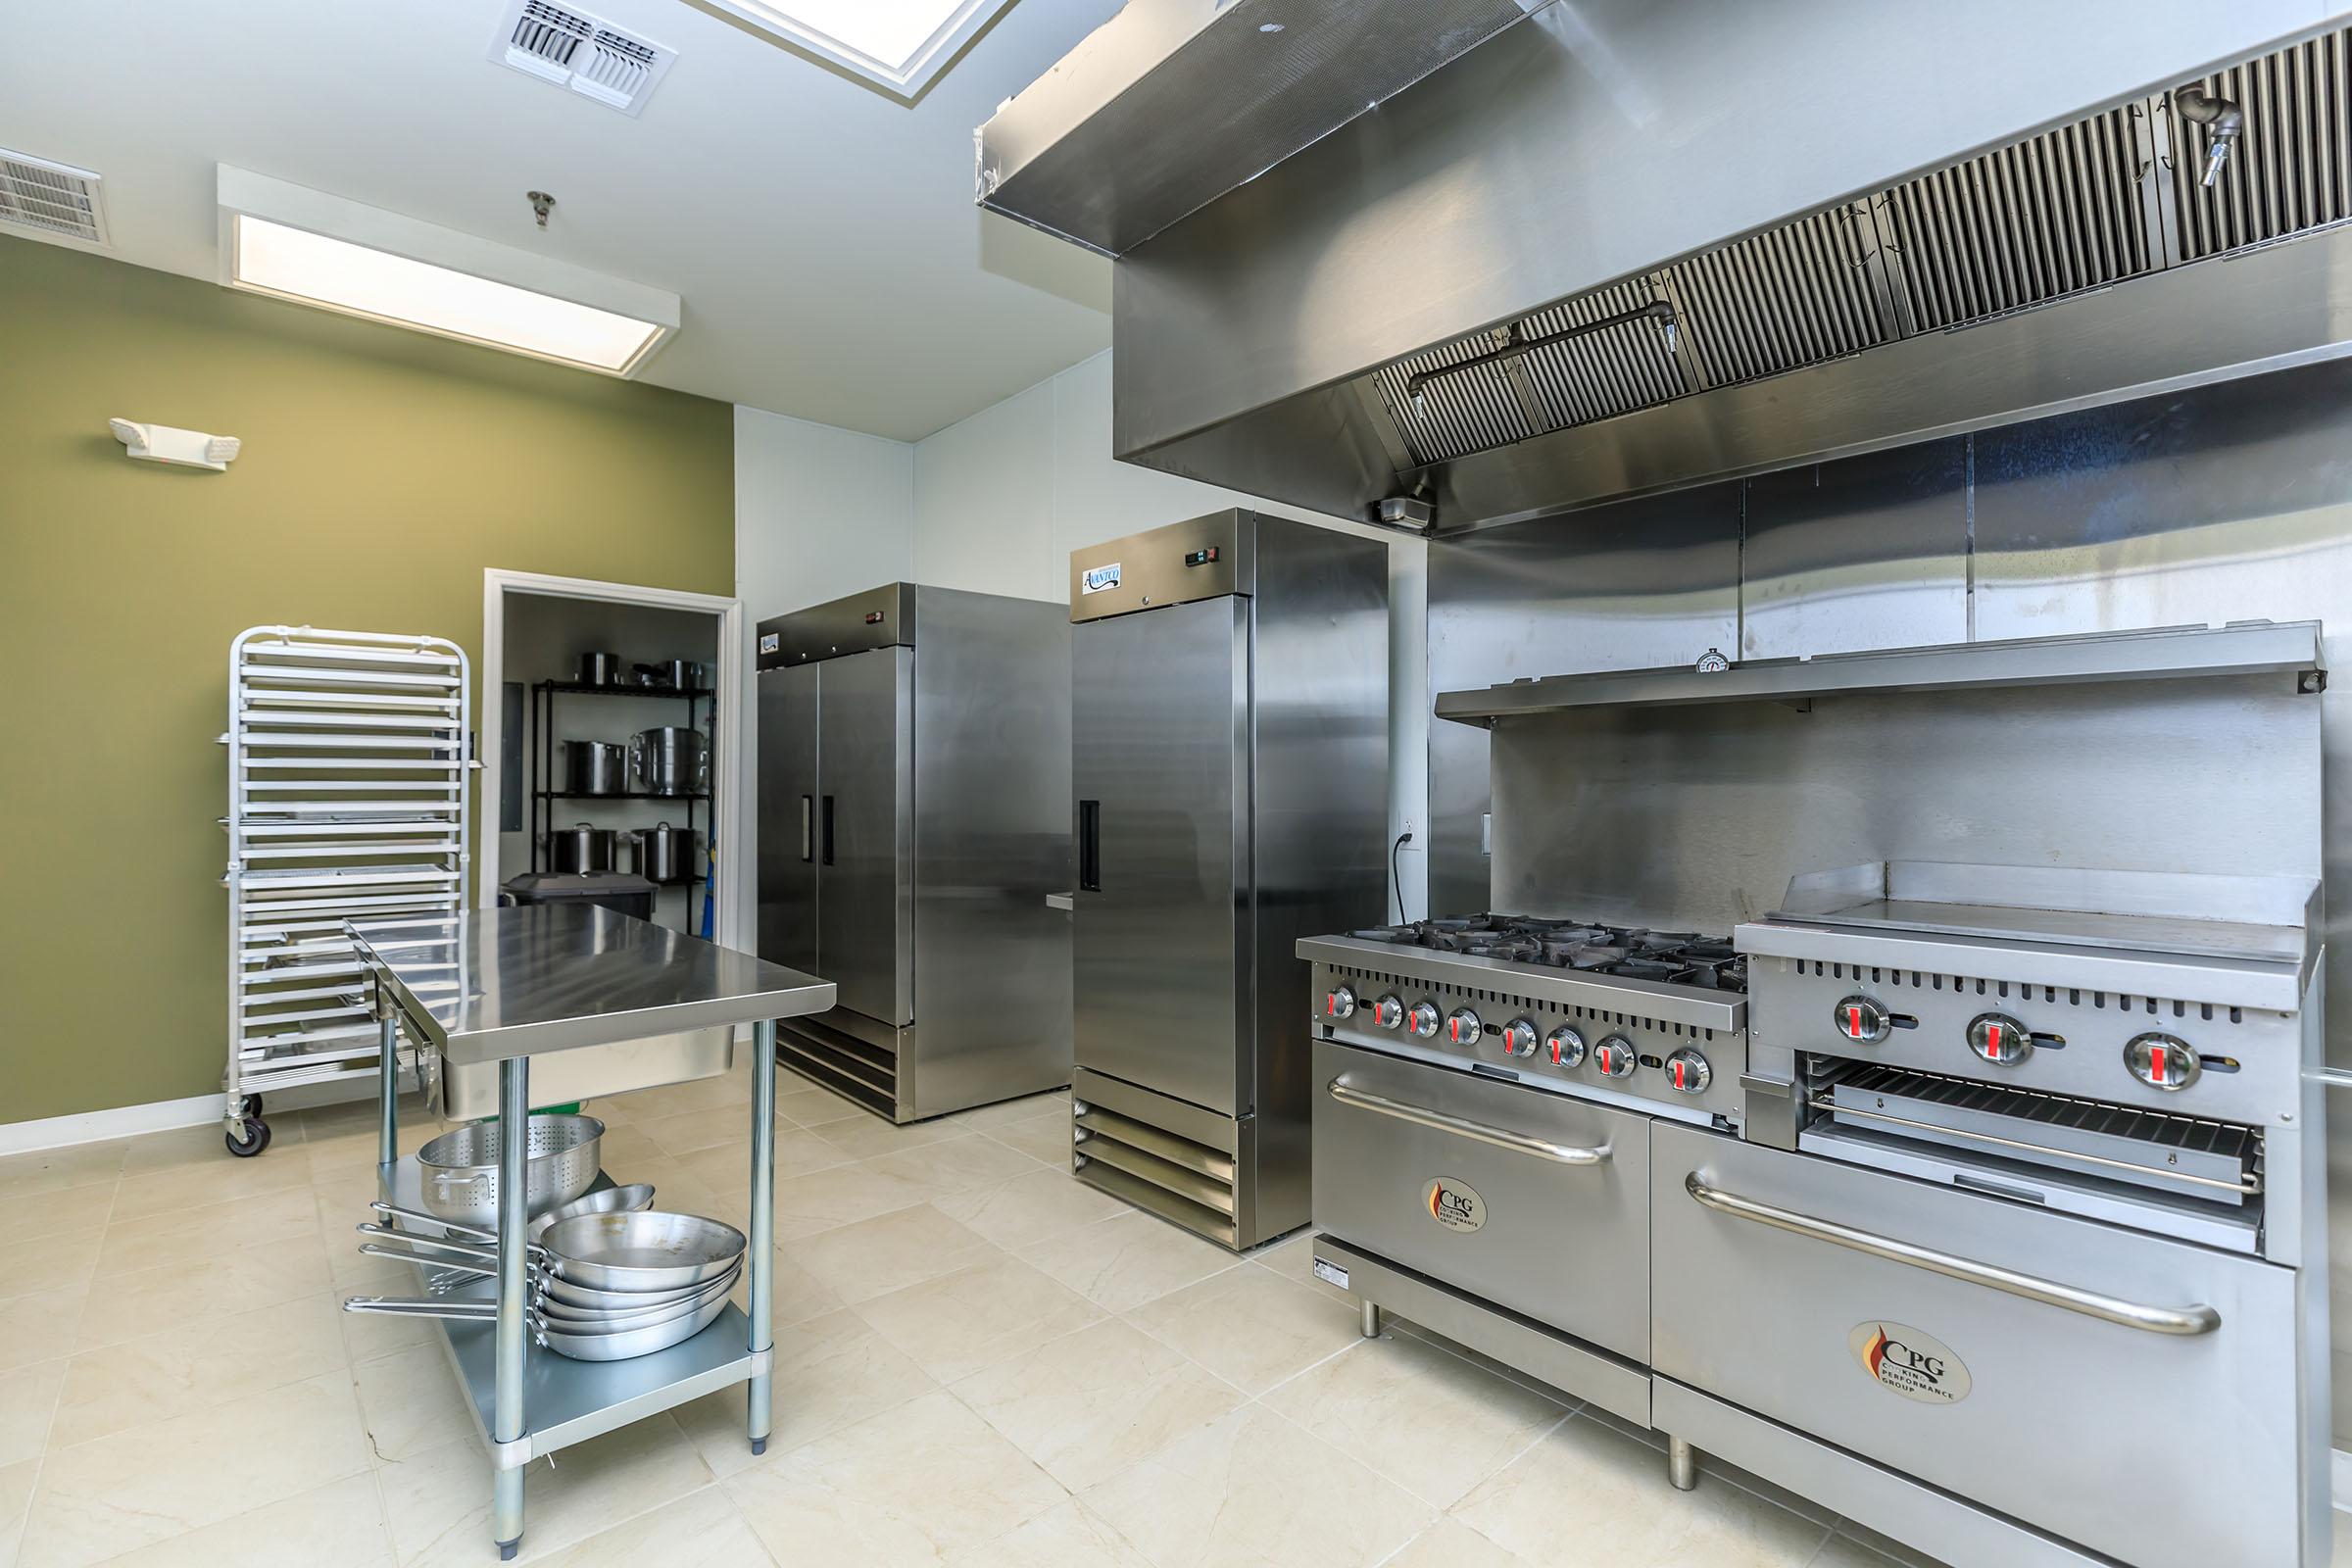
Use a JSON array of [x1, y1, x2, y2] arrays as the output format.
[[0, 1059, 2300, 1568]]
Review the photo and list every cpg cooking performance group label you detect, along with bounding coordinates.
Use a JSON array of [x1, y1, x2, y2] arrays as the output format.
[[1849, 1321, 1971, 1403]]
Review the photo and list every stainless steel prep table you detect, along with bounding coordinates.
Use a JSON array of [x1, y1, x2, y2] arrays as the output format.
[[350, 906, 834, 1559]]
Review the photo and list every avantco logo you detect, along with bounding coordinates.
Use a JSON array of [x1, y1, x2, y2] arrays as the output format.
[[1848, 1321, 1971, 1404], [1420, 1177, 1485, 1232]]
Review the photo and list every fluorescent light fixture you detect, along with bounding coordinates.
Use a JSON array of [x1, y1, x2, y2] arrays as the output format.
[[701, 0, 1014, 97], [217, 167, 678, 376]]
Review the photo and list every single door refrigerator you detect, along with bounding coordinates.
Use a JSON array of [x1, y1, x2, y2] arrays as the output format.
[[1068, 510, 1389, 1248]]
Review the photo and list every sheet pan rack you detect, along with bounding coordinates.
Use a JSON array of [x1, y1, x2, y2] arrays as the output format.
[[221, 625, 474, 1156]]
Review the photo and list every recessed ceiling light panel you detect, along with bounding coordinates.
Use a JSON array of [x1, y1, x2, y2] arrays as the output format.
[[703, 0, 1014, 98], [216, 167, 679, 376]]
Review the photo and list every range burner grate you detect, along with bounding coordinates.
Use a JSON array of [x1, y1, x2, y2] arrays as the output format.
[[1348, 912, 1748, 993]]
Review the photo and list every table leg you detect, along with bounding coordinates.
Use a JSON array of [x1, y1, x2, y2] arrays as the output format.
[[493, 1056, 530, 1558], [748, 1018, 777, 1454], [375, 1011, 399, 1170]]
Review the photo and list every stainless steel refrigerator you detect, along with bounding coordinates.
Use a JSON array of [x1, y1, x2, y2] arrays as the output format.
[[756, 583, 1071, 1122], [1068, 511, 1388, 1249]]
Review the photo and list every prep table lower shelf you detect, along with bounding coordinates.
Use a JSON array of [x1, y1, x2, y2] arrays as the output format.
[[376, 1155, 764, 1466]]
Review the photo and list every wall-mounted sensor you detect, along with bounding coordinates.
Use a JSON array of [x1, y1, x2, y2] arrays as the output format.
[[110, 418, 241, 471]]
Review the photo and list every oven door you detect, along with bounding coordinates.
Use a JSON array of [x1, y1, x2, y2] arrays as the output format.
[[1310, 1040, 1649, 1362], [1651, 1122, 2305, 1568]]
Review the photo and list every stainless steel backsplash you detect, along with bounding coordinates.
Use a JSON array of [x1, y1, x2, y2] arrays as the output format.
[[1428, 352, 2352, 1436]]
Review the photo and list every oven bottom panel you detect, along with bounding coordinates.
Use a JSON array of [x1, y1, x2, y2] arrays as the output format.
[[1652, 1122, 2313, 1568], [1310, 1040, 1651, 1364], [1651, 1380, 2116, 1568], [1312, 1235, 1651, 1428]]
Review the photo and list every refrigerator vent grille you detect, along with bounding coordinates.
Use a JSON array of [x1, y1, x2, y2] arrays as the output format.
[[0, 151, 106, 244], [1370, 24, 2351, 472]]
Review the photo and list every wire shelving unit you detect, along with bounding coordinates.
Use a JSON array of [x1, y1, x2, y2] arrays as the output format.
[[220, 625, 473, 1155]]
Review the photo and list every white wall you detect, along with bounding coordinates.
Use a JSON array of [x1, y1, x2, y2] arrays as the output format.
[[732, 351, 1432, 924], [907, 350, 1430, 920], [731, 405, 917, 940]]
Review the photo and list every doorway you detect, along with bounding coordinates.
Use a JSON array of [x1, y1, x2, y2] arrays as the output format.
[[480, 569, 747, 948]]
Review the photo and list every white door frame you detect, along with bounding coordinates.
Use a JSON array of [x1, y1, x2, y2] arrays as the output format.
[[480, 568, 747, 952]]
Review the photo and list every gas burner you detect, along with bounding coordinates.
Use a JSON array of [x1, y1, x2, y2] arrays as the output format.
[[1348, 912, 1746, 994]]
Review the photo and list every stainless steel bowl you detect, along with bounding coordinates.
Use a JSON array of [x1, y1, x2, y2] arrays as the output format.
[[415, 1114, 604, 1223]]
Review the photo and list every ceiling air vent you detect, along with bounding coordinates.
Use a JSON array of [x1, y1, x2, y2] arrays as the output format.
[[0, 151, 108, 245], [489, 0, 675, 117]]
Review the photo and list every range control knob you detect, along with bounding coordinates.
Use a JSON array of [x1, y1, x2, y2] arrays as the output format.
[[1834, 996, 1891, 1044], [1665, 1049, 1712, 1094], [1446, 1007, 1485, 1046], [1405, 1001, 1442, 1039], [1323, 984, 1356, 1020], [1499, 1017, 1541, 1057], [1966, 1012, 2033, 1066], [1593, 1035, 1637, 1078], [1370, 994, 1404, 1030], [2125, 1033, 2202, 1091], [1544, 1025, 1587, 1067]]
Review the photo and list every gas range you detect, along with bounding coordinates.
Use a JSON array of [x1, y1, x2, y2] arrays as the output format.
[[1298, 911, 1747, 1126]]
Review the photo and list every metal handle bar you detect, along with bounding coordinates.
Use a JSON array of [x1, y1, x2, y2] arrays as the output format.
[[1327, 1078, 1611, 1166], [1684, 1172, 2221, 1337]]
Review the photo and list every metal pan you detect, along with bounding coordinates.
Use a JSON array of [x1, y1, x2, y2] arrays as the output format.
[[529, 1184, 656, 1242], [375, 1201, 746, 1293], [355, 1233, 738, 1314], [342, 1286, 732, 1361], [347, 1273, 728, 1337]]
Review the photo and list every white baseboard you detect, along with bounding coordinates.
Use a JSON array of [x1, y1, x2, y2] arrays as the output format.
[[0, 1075, 391, 1157], [2334, 1446, 2352, 1515], [0, 1093, 223, 1155]]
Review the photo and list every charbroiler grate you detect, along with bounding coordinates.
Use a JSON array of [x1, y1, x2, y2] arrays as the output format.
[[1813, 1058, 2261, 1200]]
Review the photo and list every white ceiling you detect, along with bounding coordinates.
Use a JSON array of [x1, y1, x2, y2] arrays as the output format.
[[0, 0, 1121, 440]]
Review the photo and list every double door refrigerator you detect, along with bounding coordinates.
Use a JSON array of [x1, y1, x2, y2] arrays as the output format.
[[757, 583, 1071, 1122], [1068, 511, 1388, 1248]]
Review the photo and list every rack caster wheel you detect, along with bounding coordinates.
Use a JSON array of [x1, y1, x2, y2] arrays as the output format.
[[225, 1117, 271, 1157], [240, 1093, 264, 1117]]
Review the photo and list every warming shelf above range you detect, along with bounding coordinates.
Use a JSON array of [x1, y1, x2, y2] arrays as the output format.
[[1434, 619, 2324, 726]]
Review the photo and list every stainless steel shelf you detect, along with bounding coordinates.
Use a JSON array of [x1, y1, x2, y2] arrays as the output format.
[[1435, 620, 2324, 726]]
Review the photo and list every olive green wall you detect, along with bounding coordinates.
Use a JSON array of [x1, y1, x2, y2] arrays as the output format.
[[0, 235, 734, 1126]]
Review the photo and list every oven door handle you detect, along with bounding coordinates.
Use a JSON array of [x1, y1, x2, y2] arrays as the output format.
[[1327, 1078, 1612, 1166], [1685, 1173, 2221, 1337]]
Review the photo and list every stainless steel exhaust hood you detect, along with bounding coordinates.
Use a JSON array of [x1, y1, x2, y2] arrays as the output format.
[[977, 0, 1549, 257], [980, 2, 2352, 532]]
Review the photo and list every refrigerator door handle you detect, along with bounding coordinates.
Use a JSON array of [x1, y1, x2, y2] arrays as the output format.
[[821, 796, 835, 866], [800, 796, 813, 862], [1078, 800, 1101, 891]]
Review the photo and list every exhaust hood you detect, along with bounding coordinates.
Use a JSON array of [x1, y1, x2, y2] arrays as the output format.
[[977, 0, 1547, 257], [981, 2, 2352, 533]]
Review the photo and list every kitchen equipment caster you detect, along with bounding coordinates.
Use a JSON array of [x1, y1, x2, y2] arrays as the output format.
[[240, 1093, 264, 1117], [225, 1116, 272, 1157]]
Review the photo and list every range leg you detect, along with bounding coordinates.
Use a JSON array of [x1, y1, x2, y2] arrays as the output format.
[[1360, 1299, 1382, 1339], [1668, 1435, 1697, 1492], [375, 1010, 399, 1170], [493, 1056, 530, 1558], [748, 1019, 777, 1454]]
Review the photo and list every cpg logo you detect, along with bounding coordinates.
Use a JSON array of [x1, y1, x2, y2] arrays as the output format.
[[1848, 1321, 1972, 1404], [1421, 1177, 1486, 1233]]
